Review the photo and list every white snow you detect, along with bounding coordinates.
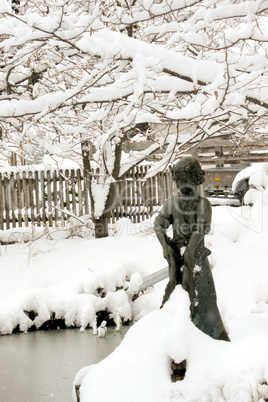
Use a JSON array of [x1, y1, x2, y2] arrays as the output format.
[[1, 185, 268, 400], [232, 163, 268, 192], [0, 216, 165, 335], [0, 0, 11, 13], [77, 290, 268, 401], [74, 192, 268, 401]]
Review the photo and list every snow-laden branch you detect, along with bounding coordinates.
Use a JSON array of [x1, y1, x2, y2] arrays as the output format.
[[145, 134, 178, 179], [0, 0, 267, 229], [187, 0, 268, 32], [0, 74, 88, 118], [101, 0, 268, 34], [119, 142, 161, 178], [77, 30, 221, 85]]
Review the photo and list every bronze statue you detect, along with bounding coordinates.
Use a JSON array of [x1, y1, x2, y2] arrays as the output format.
[[154, 157, 230, 341]]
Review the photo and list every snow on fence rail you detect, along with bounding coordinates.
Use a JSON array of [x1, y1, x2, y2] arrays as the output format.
[[0, 166, 175, 230]]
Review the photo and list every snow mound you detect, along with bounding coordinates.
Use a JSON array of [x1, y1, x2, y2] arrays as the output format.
[[0, 228, 165, 335], [75, 287, 268, 402]]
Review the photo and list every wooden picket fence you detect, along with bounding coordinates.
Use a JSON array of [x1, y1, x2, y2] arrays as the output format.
[[0, 166, 175, 230]]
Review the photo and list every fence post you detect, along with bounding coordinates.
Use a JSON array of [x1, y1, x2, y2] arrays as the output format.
[[77, 169, 83, 217], [131, 168, 137, 223], [4, 174, 11, 229], [139, 166, 145, 222], [17, 172, 23, 227], [64, 169, 71, 214], [70, 169, 77, 216], [59, 170, 65, 226], [53, 170, 59, 227], [40, 170, 46, 226], [135, 166, 141, 223], [83, 169, 90, 216], [35, 171, 41, 226], [10, 172, 17, 228], [46, 170, 53, 227], [29, 171, 35, 225]]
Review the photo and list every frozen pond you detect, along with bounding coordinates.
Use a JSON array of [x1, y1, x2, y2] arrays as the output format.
[[0, 326, 129, 402]]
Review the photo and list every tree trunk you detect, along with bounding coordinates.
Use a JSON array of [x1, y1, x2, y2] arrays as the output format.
[[94, 213, 110, 238], [81, 139, 120, 239], [93, 182, 117, 238]]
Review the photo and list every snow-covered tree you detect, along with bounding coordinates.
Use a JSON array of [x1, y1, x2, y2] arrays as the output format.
[[0, 0, 267, 236]]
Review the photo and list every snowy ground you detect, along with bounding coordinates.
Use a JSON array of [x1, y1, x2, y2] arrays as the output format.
[[0, 217, 166, 335], [74, 200, 268, 402], [1, 189, 268, 401]]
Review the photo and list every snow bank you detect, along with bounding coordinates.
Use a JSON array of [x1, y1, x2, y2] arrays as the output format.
[[75, 288, 268, 402], [232, 163, 268, 193], [1, 196, 268, 339], [0, 217, 166, 335]]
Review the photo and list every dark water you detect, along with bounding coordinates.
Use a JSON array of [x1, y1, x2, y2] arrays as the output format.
[[0, 327, 129, 402]]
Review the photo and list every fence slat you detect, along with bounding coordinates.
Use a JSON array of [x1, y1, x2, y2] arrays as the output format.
[[29, 171, 35, 225], [83, 171, 90, 216], [136, 166, 141, 223], [71, 169, 77, 216], [24, 172, 31, 226], [40, 171, 46, 226], [126, 170, 131, 219], [58, 170, 65, 226], [131, 169, 137, 223], [145, 167, 152, 220], [64, 169, 71, 213], [0, 173, 4, 230], [35, 171, 41, 226], [16, 172, 23, 227], [53, 171, 58, 227], [46, 171, 53, 227], [4, 174, 11, 229], [10, 173, 17, 228], [139, 166, 145, 221], [152, 175, 156, 212], [77, 169, 83, 217]]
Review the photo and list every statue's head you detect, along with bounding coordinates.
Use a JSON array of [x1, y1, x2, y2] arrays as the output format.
[[172, 157, 205, 187]]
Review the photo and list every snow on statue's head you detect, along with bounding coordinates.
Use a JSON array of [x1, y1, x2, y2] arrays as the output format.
[[171, 157, 205, 186]]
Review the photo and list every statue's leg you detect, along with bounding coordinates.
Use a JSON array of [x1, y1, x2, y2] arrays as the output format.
[[181, 266, 195, 318], [160, 250, 182, 308]]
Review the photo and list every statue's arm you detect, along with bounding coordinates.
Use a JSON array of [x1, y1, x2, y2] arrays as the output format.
[[154, 205, 175, 263], [154, 214, 170, 245]]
